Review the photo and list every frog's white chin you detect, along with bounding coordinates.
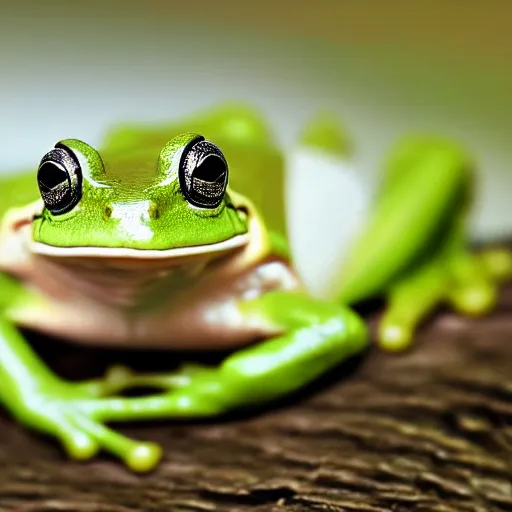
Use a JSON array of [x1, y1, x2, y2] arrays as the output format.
[[30, 233, 250, 262], [28, 233, 251, 308]]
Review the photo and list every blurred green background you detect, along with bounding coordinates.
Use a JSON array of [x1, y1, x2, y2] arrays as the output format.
[[1, 0, 510, 241]]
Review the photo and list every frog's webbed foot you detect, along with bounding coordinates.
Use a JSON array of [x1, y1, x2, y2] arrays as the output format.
[[10, 381, 162, 472], [76, 363, 214, 397], [378, 247, 512, 351], [0, 317, 168, 472]]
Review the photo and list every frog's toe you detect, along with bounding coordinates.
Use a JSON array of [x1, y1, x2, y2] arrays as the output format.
[[378, 322, 414, 352], [376, 264, 445, 351], [71, 412, 162, 472], [124, 442, 163, 473], [478, 247, 512, 281], [447, 280, 496, 316], [447, 251, 499, 316], [57, 422, 100, 460]]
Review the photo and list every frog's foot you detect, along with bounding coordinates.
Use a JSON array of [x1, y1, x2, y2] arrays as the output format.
[[378, 247, 512, 352], [446, 248, 512, 316], [11, 382, 162, 472], [76, 363, 214, 397]]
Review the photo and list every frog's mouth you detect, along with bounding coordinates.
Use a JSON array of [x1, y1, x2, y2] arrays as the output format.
[[30, 233, 250, 262]]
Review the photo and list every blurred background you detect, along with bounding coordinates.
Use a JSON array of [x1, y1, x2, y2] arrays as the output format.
[[1, 0, 510, 248]]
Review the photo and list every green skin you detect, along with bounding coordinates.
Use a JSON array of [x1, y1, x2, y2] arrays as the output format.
[[0, 103, 510, 472]]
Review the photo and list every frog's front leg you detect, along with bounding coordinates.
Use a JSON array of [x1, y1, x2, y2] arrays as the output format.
[[205, 291, 368, 409], [82, 291, 368, 419], [0, 316, 163, 472]]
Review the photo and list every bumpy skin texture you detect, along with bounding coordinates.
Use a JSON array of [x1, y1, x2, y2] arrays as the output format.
[[0, 102, 510, 472]]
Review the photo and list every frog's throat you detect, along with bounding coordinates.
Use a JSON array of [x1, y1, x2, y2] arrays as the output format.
[[30, 233, 250, 260]]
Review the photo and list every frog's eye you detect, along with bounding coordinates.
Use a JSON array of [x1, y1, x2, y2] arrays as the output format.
[[179, 137, 229, 209], [37, 144, 82, 215]]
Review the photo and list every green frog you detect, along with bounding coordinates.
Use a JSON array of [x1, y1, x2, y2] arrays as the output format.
[[0, 103, 510, 472]]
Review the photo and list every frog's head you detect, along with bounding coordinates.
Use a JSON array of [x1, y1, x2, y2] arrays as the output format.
[[31, 133, 249, 269]]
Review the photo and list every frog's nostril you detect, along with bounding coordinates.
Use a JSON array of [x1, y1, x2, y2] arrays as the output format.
[[104, 205, 113, 218], [148, 203, 160, 220]]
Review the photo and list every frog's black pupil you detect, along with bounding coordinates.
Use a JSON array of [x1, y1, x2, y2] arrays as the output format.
[[38, 162, 69, 191], [179, 138, 228, 208], [194, 155, 226, 182]]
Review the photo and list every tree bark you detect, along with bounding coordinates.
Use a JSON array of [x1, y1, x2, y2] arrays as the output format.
[[1, 284, 511, 512]]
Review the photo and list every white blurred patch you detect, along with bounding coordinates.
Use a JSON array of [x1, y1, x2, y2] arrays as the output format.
[[111, 201, 154, 242], [285, 147, 369, 298]]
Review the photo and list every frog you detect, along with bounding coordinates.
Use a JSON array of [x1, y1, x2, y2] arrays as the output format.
[[0, 102, 510, 472]]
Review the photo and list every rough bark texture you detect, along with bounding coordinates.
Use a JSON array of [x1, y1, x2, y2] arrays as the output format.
[[1, 284, 511, 512]]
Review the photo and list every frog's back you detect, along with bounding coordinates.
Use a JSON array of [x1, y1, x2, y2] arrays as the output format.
[[102, 102, 287, 237]]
